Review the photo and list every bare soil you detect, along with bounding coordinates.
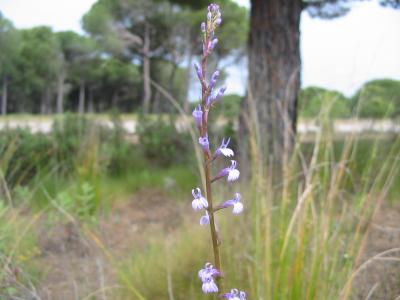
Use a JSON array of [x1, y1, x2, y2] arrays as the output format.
[[34, 189, 184, 300], [352, 204, 400, 300]]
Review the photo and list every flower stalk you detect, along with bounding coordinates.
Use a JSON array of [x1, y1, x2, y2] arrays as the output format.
[[190, 4, 245, 298]]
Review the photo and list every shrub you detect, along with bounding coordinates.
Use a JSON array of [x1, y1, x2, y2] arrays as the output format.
[[137, 116, 191, 167]]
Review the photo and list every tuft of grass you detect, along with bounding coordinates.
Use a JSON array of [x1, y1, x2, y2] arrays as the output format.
[[114, 127, 400, 299], [0, 202, 41, 299]]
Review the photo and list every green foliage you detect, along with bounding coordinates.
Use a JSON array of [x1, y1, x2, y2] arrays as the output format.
[[0, 129, 53, 187], [53, 181, 97, 221], [213, 93, 242, 119], [137, 116, 191, 166], [352, 79, 400, 118], [0, 14, 20, 77], [299, 86, 351, 118]]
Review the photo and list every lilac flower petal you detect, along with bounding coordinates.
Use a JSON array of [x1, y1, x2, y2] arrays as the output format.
[[240, 291, 246, 300], [214, 86, 227, 103], [232, 202, 244, 214], [194, 62, 202, 80], [200, 197, 208, 208], [222, 199, 235, 208], [220, 147, 234, 157], [200, 213, 210, 226], [192, 105, 203, 128], [199, 135, 210, 151], [202, 278, 218, 293], [192, 198, 205, 210], [201, 22, 206, 32], [227, 169, 240, 182], [210, 38, 218, 50]]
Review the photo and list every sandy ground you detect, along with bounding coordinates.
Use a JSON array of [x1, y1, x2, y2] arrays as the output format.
[[352, 204, 400, 300]]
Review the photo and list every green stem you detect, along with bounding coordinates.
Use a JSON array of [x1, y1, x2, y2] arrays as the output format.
[[204, 150, 224, 294], [200, 33, 224, 293]]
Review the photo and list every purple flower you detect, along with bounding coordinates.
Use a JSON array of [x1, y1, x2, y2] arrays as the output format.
[[209, 70, 220, 91], [192, 105, 203, 128], [216, 18, 222, 25], [201, 22, 206, 32], [215, 137, 234, 157], [208, 3, 220, 14], [198, 262, 220, 293], [221, 289, 246, 300], [222, 193, 243, 214], [192, 188, 208, 211], [194, 62, 202, 80], [213, 86, 227, 103], [209, 38, 218, 50], [202, 277, 218, 293], [200, 210, 210, 225], [218, 160, 240, 182], [198, 262, 220, 280], [199, 134, 210, 152]]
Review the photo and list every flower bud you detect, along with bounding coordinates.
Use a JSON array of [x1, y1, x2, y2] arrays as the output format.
[[201, 22, 206, 33]]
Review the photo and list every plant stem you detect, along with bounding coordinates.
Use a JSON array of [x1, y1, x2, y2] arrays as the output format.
[[204, 150, 224, 293], [201, 41, 224, 293]]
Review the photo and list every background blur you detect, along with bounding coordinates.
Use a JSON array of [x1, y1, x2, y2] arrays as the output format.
[[0, 0, 399, 299]]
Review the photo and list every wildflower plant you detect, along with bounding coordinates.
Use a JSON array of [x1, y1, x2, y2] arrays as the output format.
[[191, 4, 245, 297]]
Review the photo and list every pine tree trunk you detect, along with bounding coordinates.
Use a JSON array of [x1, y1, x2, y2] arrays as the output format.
[[40, 87, 52, 114], [78, 80, 85, 114], [45, 87, 52, 114], [56, 72, 65, 114], [111, 91, 119, 107], [88, 87, 94, 113], [245, 0, 302, 164], [1, 77, 8, 115], [142, 23, 151, 114]]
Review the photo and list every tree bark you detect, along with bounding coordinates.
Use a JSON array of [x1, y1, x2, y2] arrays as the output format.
[[142, 23, 151, 114], [40, 87, 52, 114], [88, 87, 94, 113], [78, 80, 85, 114], [111, 91, 119, 107], [245, 0, 302, 164], [1, 77, 8, 115], [56, 72, 65, 114]]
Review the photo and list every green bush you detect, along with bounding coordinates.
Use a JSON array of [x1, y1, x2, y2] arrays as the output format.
[[137, 116, 191, 167], [299, 87, 351, 118], [352, 79, 400, 119]]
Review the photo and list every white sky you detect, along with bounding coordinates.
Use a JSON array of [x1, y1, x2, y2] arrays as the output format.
[[0, 0, 399, 97]]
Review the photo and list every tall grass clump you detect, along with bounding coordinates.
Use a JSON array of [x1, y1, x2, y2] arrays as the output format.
[[116, 118, 399, 299], [0, 201, 41, 299]]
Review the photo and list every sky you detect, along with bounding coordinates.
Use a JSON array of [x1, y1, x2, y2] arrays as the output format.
[[0, 0, 399, 97]]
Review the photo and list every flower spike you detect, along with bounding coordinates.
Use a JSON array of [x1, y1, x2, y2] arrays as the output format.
[[190, 4, 246, 296]]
